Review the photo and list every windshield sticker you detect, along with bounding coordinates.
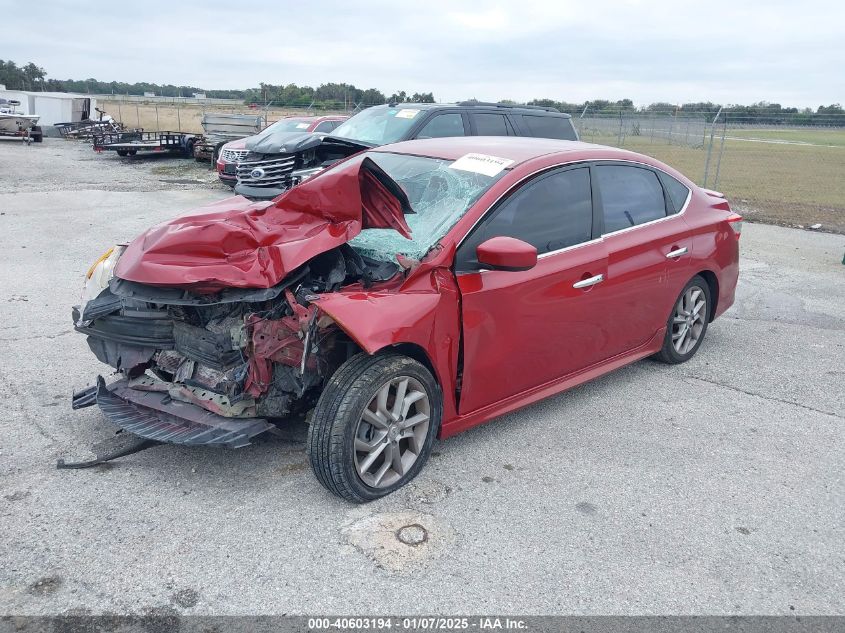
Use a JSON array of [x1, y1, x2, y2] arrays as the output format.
[[395, 109, 420, 119], [296, 122, 309, 129], [449, 153, 515, 177]]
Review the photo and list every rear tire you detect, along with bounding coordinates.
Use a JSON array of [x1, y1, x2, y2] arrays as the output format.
[[31, 126, 43, 143], [116, 150, 128, 157], [654, 275, 711, 364], [307, 353, 441, 503]]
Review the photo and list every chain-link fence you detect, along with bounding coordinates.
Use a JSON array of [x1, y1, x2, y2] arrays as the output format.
[[89, 98, 845, 233], [572, 108, 845, 232]]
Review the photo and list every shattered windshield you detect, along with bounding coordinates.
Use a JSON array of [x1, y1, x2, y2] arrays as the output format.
[[331, 106, 423, 146], [349, 152, 507, 262]]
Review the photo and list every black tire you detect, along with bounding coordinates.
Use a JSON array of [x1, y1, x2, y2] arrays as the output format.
[[31, 126, 43, 143], [653, 275, 712, 364], [307, 352, 442, 503], [116, 150, 128, 157], [183, 139, 195, 158], [128, 150, 137, 156]]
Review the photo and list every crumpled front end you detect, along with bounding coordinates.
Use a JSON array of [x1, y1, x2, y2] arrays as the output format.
[[73, 244, 399, 448]]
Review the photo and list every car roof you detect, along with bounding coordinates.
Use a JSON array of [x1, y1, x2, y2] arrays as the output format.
[[370, 102, 570, 116], [374, 136, 642, 165]]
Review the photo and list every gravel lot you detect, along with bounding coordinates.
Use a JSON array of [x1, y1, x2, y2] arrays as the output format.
[[1, 139, 843, 616]]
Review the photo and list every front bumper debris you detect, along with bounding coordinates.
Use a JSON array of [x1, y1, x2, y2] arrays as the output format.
[[74, 376, 274, 448]]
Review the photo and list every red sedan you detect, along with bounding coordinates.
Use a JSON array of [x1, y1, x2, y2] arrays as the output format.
[[73, 137, 741, 501]]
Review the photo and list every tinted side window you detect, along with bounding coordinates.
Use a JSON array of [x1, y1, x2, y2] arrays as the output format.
[[416, 113, 465, 139], [313, 121, 335, 132], [473, 113, 511, 136], [660, 173, 691, 214], [594, 166, 666, 233], [457, 168, 593, 270], [520, 115, 577, 140]]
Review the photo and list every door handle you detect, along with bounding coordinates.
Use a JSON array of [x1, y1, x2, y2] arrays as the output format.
[[573, 273, 604, 289], [666, 247, 688, 259]]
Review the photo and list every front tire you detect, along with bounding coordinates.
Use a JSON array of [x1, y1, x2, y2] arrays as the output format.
[[307, 353, 441, 503], [654, 275, 711, 364]]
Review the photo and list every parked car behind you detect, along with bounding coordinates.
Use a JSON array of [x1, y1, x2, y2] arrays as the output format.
[[216, 115, 346, 186], [232, 101, 579, 200], [72, 137, 741, 502]]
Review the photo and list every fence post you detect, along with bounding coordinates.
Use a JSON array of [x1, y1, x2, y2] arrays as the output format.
[[176, 105, 181, 133], [702, 107, 723, 187], [136, 104, 140, 130], [155, 105, 159, 132], [713, 113, 728, 189], [617, 110, 624, 146], [668, 112, 676, 146]]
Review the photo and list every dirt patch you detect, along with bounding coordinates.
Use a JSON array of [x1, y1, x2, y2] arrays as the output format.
[[28, 575, 63, 596]]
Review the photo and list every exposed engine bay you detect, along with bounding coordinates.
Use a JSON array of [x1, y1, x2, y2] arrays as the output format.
[[72, 245, 399, 447]]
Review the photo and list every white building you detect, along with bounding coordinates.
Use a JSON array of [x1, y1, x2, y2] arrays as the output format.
[[0, 89, 97, 128]]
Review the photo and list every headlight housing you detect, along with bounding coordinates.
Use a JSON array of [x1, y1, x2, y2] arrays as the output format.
[[77, 245, 125, 325]]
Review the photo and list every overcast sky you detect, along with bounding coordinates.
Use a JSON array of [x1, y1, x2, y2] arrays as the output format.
[[3, 0, 843, 107]]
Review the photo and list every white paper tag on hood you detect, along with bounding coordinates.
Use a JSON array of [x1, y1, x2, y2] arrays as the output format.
[[449, 153, 515, 177]]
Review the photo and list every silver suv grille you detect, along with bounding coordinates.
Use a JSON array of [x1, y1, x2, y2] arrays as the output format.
[[220, 148, 250, 163], [236, 154, 296, 187]]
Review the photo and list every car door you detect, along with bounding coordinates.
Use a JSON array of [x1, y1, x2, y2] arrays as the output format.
[[592, 162, 693, 357], [455, 165, 611, 414]]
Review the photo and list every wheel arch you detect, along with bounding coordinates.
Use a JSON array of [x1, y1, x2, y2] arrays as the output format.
[[377, 342, 438, 383], [695, 269, 720, 321]]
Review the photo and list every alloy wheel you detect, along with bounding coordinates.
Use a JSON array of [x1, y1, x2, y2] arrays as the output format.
[[353, 376, 431, 489], [671, 286, 707, 355]]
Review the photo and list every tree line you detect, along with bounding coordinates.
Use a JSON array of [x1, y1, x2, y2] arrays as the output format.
[[1, 59, 841, 125]]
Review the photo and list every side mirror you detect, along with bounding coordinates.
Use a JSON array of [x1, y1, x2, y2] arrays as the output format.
[[476, 237, 537, 272]]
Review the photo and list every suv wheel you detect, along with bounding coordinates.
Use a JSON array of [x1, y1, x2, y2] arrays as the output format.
[[307, 353, 441, 502]]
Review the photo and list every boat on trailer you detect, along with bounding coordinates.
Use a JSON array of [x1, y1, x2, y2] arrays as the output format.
[[0, 99, 42, 141]]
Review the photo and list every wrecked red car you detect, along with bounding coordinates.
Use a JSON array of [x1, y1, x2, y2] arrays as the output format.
[[71, 137, 741, 502]]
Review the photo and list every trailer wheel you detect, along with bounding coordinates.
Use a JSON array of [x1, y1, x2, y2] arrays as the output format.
[[184, 138, 195, 159], [116, 150, 128, 157], [31, 126, 43, 143], [128, 150, 137, 156], [213, 142, 225, 163]]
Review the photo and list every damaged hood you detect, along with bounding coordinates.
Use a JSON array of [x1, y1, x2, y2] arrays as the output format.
[[114, 155, 413, 290], [245, 130, 322, 155]]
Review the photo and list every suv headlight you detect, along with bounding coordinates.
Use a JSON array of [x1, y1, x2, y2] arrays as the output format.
[[77, 245, 125, 325]]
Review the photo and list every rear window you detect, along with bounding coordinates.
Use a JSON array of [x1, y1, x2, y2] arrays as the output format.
[[594, 165, 667, 233], [519, 115, 577, 140], [473, 113, 512, 136]]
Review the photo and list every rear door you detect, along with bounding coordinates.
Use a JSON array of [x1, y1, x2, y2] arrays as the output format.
[[455, 165, 610, 414], [592, 162, 693, 356]]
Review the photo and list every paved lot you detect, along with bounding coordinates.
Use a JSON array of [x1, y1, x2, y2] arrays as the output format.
[[0, 139, 843, 615]]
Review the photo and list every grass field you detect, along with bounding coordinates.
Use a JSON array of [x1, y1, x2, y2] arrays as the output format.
[[724, 127, 845, 147], [583, 131, 845, 233]]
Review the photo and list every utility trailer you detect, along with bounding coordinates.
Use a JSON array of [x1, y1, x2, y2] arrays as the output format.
[[193, 112, 264, 162], [93, 130, 199, 157]]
